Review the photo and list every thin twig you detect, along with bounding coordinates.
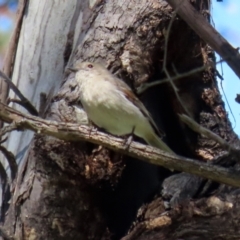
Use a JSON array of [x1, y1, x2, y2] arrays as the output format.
[[0, 161, 9, 224], [0, 102, 240, 187], [0, 70, 38, 116], [0, 161, 7, 190], [137, 65, 206, 94], [219, 78, 236, 129], [0, 131, 18, 180], [162, 1, 191, 116], [1, 0, 28, 105], [137, 58, 226, 94], [162, 9, 178, 92], [179, 114, 240, 155], [166, 0, 240, 80], [0, 146, 18, 181], [0, 123, 18, 138]]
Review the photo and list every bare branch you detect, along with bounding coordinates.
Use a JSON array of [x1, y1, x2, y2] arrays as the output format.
[[0, 126, 18, 181], [162, 9, 191, 116], [0, 145, 18, 181], [1, 0, 28, 105], [0, 70, 38, 116], [137, 58, 225, 94], [0, 123, 18, 138], [0, 102, 240, 187], [0, 159, 11, 224], [137, 65, 205, 94], [179, 114, 240, 156], [166, 0, 240, 80], [0, 160, 7, 188]]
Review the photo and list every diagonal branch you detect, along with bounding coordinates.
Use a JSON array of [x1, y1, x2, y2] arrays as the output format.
[[179, 114, 240, 156], [0, 70, 38, 116], [1, 0, 28, 104], [0, 102, 240, 187], [166, 0, 240, 80]]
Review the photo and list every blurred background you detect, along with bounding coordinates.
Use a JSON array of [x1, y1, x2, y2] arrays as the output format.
[[0, 0, 239, 135], [0, 0, 17, 66], [212, 1, 240, 136]]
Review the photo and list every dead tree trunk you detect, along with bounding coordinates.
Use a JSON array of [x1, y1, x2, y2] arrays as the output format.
[[1, 0, 239, 239]]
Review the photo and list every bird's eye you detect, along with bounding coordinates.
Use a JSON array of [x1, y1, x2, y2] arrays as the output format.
[[87, 64, 93, 68]]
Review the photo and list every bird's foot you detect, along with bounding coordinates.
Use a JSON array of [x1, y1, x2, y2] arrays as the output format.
[[122, 126, 135, 150]]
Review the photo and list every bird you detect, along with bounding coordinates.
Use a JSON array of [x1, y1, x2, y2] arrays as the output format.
[[68, 61, 174, 154]]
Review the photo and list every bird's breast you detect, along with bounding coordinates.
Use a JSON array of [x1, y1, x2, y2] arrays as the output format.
[[80, 80, 120, 108]]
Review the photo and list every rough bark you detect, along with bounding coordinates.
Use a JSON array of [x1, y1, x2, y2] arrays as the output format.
[[1, 0, 240, 240]]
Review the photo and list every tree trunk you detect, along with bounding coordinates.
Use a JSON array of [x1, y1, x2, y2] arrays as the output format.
[[1, 0, 239, 239]]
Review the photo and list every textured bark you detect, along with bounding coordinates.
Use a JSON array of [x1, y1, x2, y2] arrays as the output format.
[[4, 0, 82, 160], [1, 0, 240, 240]]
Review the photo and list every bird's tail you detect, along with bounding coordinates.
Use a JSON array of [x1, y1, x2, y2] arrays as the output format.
[[145, 132, 175, 155]]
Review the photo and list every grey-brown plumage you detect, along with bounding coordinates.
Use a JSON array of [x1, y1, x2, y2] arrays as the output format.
[[69, 62, 174, 154]]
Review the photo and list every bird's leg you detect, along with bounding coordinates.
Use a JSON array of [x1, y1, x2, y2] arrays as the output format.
[[123, 126, 135, 150], [88, 120, 98, 138]]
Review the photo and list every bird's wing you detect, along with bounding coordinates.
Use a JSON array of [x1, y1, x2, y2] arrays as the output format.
[[115, 78, 165, 137]]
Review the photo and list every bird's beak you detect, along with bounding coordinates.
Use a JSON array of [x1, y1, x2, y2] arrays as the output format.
[[67, 67, 78, 72]]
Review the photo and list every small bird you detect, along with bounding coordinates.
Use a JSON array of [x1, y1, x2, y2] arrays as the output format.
[[68, 62, 174, 154]]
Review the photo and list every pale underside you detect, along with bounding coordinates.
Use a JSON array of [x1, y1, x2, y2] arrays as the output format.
[[80, 75, 154, 140]]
